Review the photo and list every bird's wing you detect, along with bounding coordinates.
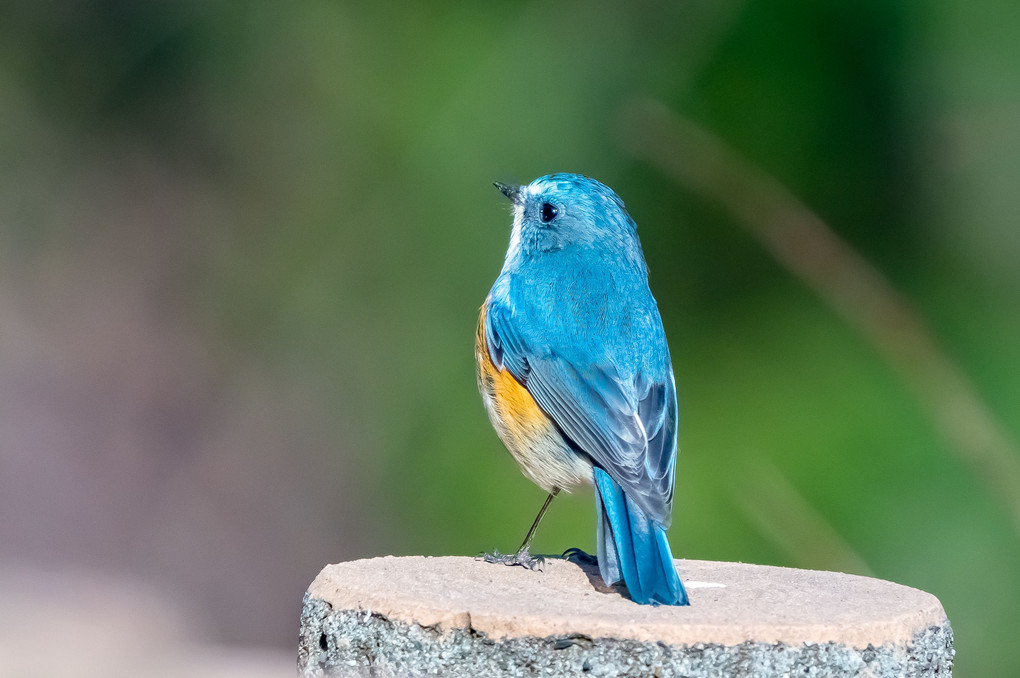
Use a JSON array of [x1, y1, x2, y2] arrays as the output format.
[[485, 297, 676, 526]]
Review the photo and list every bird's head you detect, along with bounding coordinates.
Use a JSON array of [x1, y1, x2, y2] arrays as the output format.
[[494, 173, 642, 265]]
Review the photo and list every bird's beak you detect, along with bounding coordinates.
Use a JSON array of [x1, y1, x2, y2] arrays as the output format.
[[493, 181, 522, 205]]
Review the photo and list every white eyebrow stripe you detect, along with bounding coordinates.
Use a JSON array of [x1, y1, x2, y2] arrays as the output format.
[[503, 202, 525, 265]]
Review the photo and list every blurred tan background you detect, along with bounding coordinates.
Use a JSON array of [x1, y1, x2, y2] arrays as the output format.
[[1, 2, 1018, 675]]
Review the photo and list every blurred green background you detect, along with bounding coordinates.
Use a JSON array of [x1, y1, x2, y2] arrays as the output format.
[[1, 1, 1018, 675]]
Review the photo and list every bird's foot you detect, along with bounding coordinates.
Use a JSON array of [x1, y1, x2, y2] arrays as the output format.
[[480, 546, 546, 571], [561, 547, 598, 567]]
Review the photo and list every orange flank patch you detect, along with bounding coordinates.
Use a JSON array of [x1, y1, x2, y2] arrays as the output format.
[[475, 301, 593, 492], [475, 304, 551, 442]]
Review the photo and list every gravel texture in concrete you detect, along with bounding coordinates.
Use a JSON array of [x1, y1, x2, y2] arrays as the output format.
[[298, 556, 953, 677]]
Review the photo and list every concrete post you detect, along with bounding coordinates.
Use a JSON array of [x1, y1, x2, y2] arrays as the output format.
[[298, 556, 953, 677]]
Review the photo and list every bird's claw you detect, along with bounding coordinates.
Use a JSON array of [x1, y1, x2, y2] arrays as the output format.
[[561, 547, 598, 567], [481, 546, 546, 571]]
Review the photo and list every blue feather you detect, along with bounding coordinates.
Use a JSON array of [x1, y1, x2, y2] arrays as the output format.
[[595, 467, 688, 606], [479, 173, 690, 606]]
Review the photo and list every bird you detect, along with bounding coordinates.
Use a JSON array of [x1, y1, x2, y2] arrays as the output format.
[[475, 173, 689, 606]]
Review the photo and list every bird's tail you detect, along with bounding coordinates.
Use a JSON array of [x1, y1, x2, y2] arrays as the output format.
[[594, 467, 689, 606]]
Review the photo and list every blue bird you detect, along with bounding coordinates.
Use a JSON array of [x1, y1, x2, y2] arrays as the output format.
[[476, 173, 689, 606]]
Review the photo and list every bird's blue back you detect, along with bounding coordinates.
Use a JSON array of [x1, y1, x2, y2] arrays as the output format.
[[481, 173, 687, 605], [484, 173, 678, 529]]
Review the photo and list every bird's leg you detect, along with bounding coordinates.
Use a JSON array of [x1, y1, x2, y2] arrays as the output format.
[[483, 488, 559, 571], [515, 488, 559, 557]]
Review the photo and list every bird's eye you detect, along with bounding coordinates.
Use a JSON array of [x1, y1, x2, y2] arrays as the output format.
[[540, 202, 559, 223]]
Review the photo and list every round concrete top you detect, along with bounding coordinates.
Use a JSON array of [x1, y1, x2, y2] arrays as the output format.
[[306, 556, 947, 648]]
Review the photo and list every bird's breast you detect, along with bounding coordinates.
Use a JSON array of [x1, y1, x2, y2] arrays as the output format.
[[475, 301, 592, 492]]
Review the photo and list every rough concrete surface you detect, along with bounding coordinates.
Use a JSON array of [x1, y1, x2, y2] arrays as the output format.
[[298, 556, 953, 677]]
